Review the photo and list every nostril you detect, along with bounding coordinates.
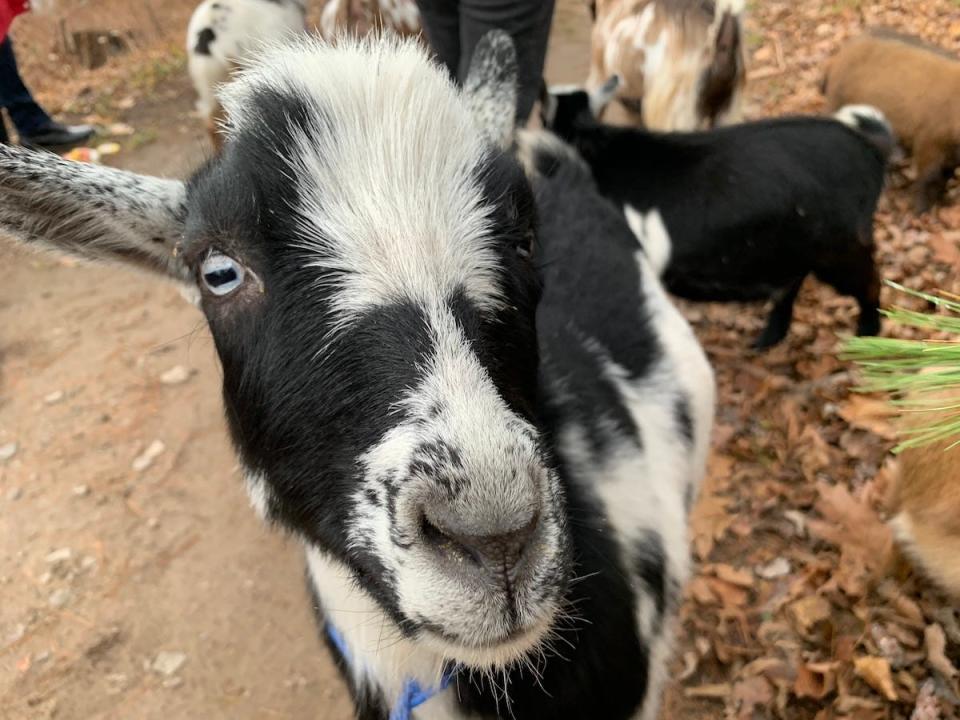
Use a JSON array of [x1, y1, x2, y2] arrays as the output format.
[[420, 513, 468, 556], [420, 509, 540, 574]]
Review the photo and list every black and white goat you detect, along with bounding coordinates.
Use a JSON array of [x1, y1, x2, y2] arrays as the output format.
[[187, 0, 307, 149], [542, 82, 893, 349], [0, 33, 714, 719]]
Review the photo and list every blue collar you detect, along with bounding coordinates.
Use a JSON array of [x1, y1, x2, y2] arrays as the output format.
[[325, 622, 456, 720]]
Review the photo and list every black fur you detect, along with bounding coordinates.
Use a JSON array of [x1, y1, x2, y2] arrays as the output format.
[[194, 27, 216, 56], [451, 141, 662, 719], [544, 91, 889, 348]]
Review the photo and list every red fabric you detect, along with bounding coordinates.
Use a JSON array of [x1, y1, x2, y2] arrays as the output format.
[[0, 0, 29, 43]]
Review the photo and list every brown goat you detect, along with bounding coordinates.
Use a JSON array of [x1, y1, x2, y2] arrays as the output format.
[[887, 389, 960, 598], [587, 0, 747, 131], [824, 29, 960, 213]]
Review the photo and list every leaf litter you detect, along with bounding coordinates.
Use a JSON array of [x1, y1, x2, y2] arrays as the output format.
[[664, 1, 960, 718]]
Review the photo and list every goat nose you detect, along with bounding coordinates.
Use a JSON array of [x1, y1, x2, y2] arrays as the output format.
[[420, 510, 539, 578]]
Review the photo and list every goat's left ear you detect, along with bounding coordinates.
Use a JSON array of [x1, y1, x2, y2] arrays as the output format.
[[0, 145, 190, 283], [463, 29, 519, 150], [589, 74, 620, 117]]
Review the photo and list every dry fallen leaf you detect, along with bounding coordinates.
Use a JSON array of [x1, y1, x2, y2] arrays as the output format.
[[838, 395, 897, 439], [710, 563, 755, 588], [794, 661, 838, 700], [788, 595, 832, 637], [731, 676, 774, 719], [925, 624, 958, 680], [690, 493, 733, 560], [929, 233, 960, 265], [684, 683, 730, 700], [910, 679, 941, 720], [854, 656, 899, 701]]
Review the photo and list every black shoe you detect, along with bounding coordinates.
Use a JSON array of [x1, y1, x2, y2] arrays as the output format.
[[21, 121, 95, 148]]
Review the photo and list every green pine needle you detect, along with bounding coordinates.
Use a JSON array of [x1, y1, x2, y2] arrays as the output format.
[[841, 281, 960, 453]]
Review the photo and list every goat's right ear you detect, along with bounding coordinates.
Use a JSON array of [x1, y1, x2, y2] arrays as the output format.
[[0, 145, 190, 283], [589, 74, 620, 117], [463, 29, 519, 150]]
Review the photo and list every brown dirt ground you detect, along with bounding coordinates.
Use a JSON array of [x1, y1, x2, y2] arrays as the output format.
[[3, 0, 960, 719]]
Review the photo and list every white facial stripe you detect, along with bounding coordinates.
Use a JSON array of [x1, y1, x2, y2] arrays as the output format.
[[221, 37, 504, 338], [347, 302, 566, 660]]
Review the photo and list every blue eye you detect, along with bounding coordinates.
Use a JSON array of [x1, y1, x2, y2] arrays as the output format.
[[200, 252, 245, 296]]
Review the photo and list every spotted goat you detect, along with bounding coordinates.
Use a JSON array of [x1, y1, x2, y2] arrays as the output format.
[[0, 32, 714, 720], [186, 0, 307, 150], [587, 0, 746, 130], [320, 0, 420, 39]]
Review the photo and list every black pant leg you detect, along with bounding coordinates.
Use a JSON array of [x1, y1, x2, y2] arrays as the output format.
[[415, 0, 463, 82], [0, 37, 51, 136]]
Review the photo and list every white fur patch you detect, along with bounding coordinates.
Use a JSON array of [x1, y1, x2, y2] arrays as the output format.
[[624, 205, 672, 277], [221, 37, 503, 337], [242, 468, 273, 520], [552, 250, 714, 719], [305, 547, 462, 719], [833, 104, 890, 131], [186, 0, 306, 118]]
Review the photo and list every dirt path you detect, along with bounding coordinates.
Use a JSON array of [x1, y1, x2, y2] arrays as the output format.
[[0, 4, 594, 719]]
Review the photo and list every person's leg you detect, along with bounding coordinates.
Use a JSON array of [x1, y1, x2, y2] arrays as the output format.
[[416, 0, 462, 82], [457, 0, 556, 123], [0, 37, 52, 137]]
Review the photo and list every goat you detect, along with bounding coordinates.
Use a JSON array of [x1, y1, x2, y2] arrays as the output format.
[[542, 82, 893, 349], [320, 0, 420, 38], [587, 0, 747, 130], [186, 0, 307, 150], [886, 383, 960, 599], [823, 29, 960, 213], [0, 32, 714, 719]]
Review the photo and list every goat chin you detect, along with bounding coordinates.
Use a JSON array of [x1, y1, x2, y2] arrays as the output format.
[[423, 610, 559, 670]]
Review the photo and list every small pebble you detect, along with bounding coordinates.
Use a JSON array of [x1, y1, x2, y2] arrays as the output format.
[[34, 650, 50, 664], [162, 677, 183, 689], [72, 484, 90, 497], [105, 672, 128, 695], [0, 442, 17, 462], [81, 555, 97, 571], [147, 517, 160, 529], [48, 589, 71, 608], [6, 487, 22, 501], [6, 623, 25, 644], [160, 365, 191, 385], [151, 650, 186, 676], [132, 440, 165, 472], [38, 572, 53, 585], [45, 548, 72, 564], [43, 390, 64, 405]]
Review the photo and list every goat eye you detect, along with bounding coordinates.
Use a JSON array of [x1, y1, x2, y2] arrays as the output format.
[[200, 252, 245, 296]]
